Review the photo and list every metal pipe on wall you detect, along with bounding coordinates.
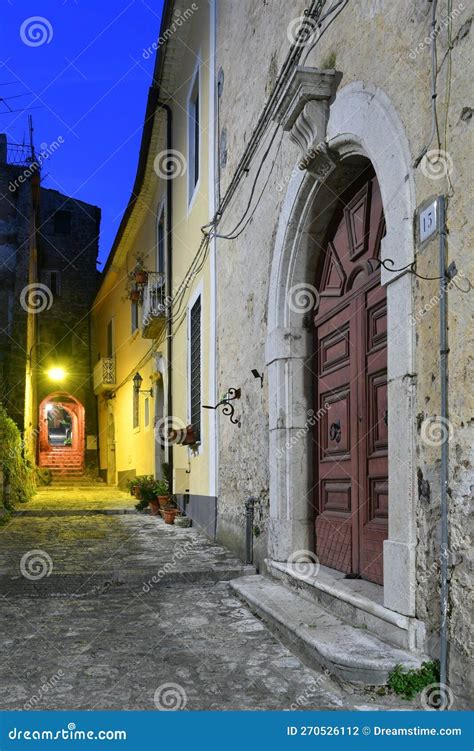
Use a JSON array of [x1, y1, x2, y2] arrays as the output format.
[[438, 194, 449, 692], [156, 101, 174, 492]]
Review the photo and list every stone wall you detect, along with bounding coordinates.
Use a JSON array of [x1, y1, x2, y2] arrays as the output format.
[[215, 0, 472, 706]]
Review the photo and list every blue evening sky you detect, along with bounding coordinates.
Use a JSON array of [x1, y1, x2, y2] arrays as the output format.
[[0, 0, 165, 267]]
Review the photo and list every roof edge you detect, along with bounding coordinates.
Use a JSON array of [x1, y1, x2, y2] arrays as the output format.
[[100, 0, 174, 279]]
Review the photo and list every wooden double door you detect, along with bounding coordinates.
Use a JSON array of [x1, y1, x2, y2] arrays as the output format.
[[313, 171, 388, 585]]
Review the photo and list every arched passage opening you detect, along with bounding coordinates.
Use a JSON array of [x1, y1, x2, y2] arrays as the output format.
[[38, 392, 85, 473]]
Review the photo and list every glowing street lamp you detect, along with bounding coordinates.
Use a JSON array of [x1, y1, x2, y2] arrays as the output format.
[[47, 366, 66, 382]]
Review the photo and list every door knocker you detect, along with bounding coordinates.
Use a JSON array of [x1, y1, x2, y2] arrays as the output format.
[[329, 419, 341, 443]]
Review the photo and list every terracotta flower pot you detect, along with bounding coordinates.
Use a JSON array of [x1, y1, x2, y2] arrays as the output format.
[[149, 500, 160, 516], [157, 495, 170, 508], [134, 270, 148, 285], [130, 289, 140, 302], [162, 508, 180, 525], [182, 425, 197, 446]]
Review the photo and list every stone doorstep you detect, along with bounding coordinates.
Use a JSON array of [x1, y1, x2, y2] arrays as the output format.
[[265, 560, 427, 653], [230, 575, 427, 687]]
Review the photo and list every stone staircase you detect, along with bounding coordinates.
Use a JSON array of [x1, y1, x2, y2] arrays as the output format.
[[39, 447, 84, 479], [230, 561, 430, 687]]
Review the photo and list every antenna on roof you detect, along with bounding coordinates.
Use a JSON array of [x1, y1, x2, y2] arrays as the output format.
[[28, 114, 36, 162]]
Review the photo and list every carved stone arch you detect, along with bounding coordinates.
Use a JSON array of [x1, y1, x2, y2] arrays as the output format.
[[266, 82, 417, 616]]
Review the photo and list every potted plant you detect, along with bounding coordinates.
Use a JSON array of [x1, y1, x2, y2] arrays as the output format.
[[133, 475, 156, 512], [126, 477, 140, 497], [162, 502, 181, 525], [129, 286, 141, 302], [182, 424, 197, 446], [154, 477, 170, 510]]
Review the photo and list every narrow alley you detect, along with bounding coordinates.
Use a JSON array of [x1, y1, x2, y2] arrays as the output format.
[[0, 484, 412, 711]]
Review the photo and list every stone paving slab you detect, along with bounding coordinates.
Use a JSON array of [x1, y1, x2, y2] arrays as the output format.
[[0, 514, 254, 594], [0, 582, 406, 711], [23, 486, 134, 512], [0, 487, 417, 711]]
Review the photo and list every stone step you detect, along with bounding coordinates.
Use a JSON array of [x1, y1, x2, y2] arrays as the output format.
[[43, 462, 83, 466], [0, 564, 257, 597], [266, 560, 426, 652], [48, 472, 84, 476], [42, 459, 82, 469], [230, 575, 427, 686]]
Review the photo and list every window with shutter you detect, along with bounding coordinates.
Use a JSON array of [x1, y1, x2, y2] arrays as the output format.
[[190, 296, 201, 442]]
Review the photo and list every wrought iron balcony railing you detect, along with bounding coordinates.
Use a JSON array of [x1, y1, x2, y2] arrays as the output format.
[[141, 272, 167, 339], [93, 357, 116, 394]]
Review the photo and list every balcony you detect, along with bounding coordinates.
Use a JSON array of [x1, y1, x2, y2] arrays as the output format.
[[93, 357, 116, 394], [141, 272, 167, 339]]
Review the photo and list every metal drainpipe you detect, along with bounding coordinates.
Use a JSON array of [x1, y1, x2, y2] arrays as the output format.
[[438, 194, 449, 691], [245, 497, 256, 564], [157, 101, 173, 491]]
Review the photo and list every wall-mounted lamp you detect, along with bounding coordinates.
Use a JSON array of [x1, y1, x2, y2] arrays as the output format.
[[203, 387, 241, 427], [47, 366, 66, 382], [251, 369, 264, 388], [133, 371, 153, 397]]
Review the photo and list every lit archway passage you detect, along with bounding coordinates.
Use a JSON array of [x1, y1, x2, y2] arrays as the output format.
[[38, 392, 85, 477]]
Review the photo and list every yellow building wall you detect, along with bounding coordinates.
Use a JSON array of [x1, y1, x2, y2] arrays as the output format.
[[168, 4, 216, 500], [93, 2, 216, 499]]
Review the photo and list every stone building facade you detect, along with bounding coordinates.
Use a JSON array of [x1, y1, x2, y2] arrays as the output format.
[[213, 0, 473, 707], [0, 134, 100, 470]]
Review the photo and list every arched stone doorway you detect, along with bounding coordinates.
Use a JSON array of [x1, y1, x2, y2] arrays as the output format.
[[266, 83, 417, 616], [38, 392, 85, 473]]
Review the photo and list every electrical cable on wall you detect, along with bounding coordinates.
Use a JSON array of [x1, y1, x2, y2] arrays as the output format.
[[413, 0, 441, 168]]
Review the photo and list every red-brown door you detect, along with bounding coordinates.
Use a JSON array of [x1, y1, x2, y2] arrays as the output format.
[[313, 171, 387, 585]]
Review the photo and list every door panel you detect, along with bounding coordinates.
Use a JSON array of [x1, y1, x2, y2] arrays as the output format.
[[314, 171, 387, 585]]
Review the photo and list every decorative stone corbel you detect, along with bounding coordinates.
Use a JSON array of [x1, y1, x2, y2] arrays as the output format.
[[274, 67, 338, 179]]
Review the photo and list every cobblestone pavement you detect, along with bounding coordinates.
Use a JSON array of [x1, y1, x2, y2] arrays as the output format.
[[0, 487, 413, 711]]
